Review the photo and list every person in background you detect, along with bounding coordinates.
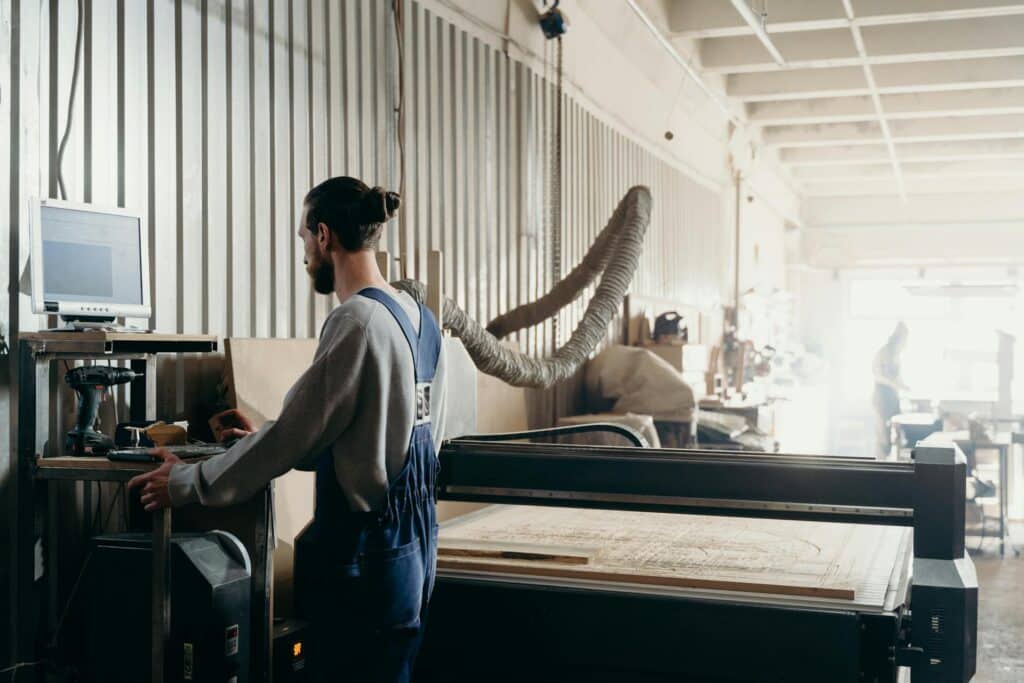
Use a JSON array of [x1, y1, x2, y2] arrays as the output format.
[[873, 321, 909, 458]]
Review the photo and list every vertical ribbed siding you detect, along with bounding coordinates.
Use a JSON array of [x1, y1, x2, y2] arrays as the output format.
[[5, 0, 728, 420]]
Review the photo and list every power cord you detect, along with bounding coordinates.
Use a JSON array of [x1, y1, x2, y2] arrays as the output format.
[[99, 483, 125, 532], [0, 660, 43, 681], [391, 0, 407, 277], [47, 551, 93, 652], [55, 0, 84, 200]]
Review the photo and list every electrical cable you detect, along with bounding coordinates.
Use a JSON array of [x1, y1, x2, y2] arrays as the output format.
[[100, 483, 124, 532], [55, 0, 84, 200], [0, 660, 42, 681], [91, 481, 102, 535], [551, 35, 564, 348], [47, 552, 92, 651], [391, 0, 407, 278]]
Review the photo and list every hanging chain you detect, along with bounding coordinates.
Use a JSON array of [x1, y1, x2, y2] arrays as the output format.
[[550, 36, 564, 350]]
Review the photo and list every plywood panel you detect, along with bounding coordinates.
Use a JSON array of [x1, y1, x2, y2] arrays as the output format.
[[224, 338, 318, 616], [439, 505, 907, 605]]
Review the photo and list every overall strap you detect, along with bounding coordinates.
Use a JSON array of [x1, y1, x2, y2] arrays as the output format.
[[357, 287, 441, 383], [414, 306, 441, 383], [358, 287, 421, 370]]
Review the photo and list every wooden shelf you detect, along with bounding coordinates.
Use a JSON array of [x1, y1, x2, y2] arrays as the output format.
[[34, 455, 211, 482], [21, 331, 217, 356]]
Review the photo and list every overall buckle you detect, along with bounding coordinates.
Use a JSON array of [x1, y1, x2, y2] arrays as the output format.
[[415, 382, 431, 425]]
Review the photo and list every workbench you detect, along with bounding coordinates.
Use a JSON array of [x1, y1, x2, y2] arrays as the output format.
[[12, 332, 274, 682]]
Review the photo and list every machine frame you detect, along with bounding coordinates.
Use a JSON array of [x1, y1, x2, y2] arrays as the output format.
[[422, 440, 977, 682]]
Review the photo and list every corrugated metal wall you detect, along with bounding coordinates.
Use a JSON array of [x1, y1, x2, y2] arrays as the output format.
[[5, 0, 727, 399], [3, 0, 729, 660]]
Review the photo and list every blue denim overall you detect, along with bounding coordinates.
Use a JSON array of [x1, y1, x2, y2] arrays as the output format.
[[300, 288, 441, 682]]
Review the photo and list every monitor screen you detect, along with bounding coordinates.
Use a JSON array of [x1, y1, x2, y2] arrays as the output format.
[[39, 205, 144, 306]]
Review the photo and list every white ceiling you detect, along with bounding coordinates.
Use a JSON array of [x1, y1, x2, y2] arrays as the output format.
[[656, 0, 1024, 198]]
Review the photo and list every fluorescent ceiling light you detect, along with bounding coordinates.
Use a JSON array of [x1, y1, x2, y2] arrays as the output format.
[[904, 282, 1018, 298], [729, 0, 786, 66]]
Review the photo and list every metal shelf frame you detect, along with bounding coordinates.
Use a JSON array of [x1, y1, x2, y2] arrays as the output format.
[[12, 332, 273, 682]]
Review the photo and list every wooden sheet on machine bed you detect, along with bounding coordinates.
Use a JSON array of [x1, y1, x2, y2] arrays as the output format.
[[438, 505, 908, 605]]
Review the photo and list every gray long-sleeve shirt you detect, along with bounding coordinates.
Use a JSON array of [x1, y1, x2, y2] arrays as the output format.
[[168, 290, 447, 512]]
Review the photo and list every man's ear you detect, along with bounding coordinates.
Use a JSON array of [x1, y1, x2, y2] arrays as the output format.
[[316, 222, 332, 249]]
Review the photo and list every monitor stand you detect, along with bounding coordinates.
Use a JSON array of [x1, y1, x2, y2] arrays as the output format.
[[48, 315, 152, 333]]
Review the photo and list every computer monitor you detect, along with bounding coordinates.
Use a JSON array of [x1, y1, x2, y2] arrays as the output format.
[[29, 198, 151, 324]]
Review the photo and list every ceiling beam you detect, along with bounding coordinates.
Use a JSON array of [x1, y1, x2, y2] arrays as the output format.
[[889, 113, 1024, 142], [896, 138, 1024, 159], [698, 14, 1024, 73], [781, 138, 1024, 165], [862, 14, 1024, 57], [791, 157, 1024, 180], [669, 0, 1024, 38], [728, 56, 1024, 101], [799, 175, 1024, 197], [780, 144, 891, 165], [873, 56, 1024, 93], [803, 189, 1024, 225], [902, 157, 1024, 176], [667, 0, 845, 38], [748, 88, 1024, 126], [728, 0, 786, 65], [764, 114, 1024, 147], [841, 0, 906, 199], [699, 27, 857, 72], [763, 121, 885, 147], [884, 88, 1024, 119]]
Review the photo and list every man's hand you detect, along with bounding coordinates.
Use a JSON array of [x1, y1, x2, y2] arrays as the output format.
[[210, 408, 256, 444], [127, 448, 183, 512]]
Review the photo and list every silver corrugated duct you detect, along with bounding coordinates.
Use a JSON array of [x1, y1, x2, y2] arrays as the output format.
[[396, 185, 652, 388]]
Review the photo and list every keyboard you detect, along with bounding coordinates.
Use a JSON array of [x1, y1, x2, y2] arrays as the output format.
[[107, 443, 226, 463]]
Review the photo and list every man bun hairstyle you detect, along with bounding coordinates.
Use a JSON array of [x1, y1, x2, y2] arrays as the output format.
[[303, 176, 400, 251], [357, 186, 401, 225]]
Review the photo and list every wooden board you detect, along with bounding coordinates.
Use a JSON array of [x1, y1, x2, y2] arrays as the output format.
[[223, 337, 525, 602], [436, 341, 531, 523], [225, 338, 320, 617], [438, 539, 593, 565], [439, 505, 907, 604], [36, 455, 151, 471]]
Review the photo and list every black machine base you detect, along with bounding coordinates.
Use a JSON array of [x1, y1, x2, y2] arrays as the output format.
[[418, 578, 901, 683]]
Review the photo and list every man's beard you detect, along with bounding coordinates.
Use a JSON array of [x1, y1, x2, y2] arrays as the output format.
[[311, 258, 334, 294]]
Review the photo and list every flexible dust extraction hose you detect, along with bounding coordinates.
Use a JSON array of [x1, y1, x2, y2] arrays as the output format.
[[393, 185, 652, 388]]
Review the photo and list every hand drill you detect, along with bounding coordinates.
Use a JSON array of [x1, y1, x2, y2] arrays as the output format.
[[65, 366, 143, 455]]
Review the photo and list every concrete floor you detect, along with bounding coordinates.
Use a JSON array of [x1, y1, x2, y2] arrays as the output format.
[[974, 547, 1024, 682]]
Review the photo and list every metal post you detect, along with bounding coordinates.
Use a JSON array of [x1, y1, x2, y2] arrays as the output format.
[[15, 342, 38, 662], [130, 356, 157, 422], [151, 507, 171, 683], [427, 251, 444, 326], [254, 487, 273, 682], [1000, 444, 1008, 557], [733, 171, 742, 320], [908, 444, 977, 681], [911, 445, 966, 560]]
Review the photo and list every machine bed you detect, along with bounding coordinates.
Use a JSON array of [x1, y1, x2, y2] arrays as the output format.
[[436, 504, 913, 612], [416, 439, 976, 682]]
